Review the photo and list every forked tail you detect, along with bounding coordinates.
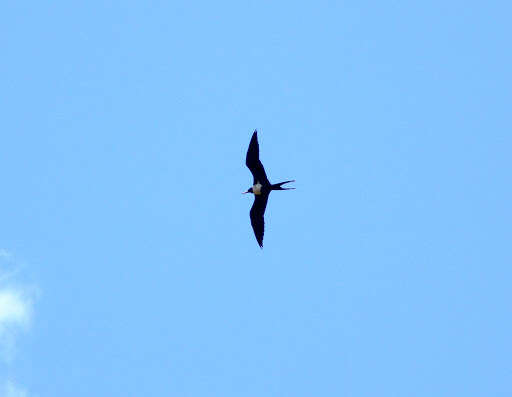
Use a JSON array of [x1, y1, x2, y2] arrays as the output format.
[[271, 180, 295, 190]]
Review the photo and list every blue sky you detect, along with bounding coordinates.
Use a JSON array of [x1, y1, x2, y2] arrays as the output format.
[[1, 1, 511, 396]]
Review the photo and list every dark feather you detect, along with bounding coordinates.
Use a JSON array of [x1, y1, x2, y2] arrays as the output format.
[[249, 192, 269, 248], [245, 130, 270, 186]]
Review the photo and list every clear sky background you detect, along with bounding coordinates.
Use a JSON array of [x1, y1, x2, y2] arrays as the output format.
[[1, 1, 511, 396]]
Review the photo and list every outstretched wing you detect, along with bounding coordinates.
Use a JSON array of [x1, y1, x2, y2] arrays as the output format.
[[249, 192, 269, 248], [246, 130, 270, 186]]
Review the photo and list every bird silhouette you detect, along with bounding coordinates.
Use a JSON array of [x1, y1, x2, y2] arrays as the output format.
[[243, 130, 295, 248]]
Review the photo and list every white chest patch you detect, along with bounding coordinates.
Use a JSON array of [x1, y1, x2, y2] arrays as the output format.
[[253, 182, 262, 195]]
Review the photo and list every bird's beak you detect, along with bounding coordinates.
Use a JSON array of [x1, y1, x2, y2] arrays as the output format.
[[242, 191, 249, 194]]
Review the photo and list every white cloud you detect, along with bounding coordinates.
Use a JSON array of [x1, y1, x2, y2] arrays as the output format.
[[0, 250, 34, 347], [0, 289, 32, 326], [0, 250, 36, 397], [1, 380, 28, 397], [0, 288, 33, 357]]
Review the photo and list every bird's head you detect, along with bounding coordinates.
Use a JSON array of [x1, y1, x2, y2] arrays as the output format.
[[242, 187, 253, 194]]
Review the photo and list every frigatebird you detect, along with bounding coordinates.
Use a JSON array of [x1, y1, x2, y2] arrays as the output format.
[[243, 130, 295, 248]]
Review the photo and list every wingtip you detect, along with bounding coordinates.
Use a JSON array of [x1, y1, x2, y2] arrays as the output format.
[[257, 238, 263, 249]]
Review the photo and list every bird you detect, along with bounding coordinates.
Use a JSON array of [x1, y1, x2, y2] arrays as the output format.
[[243, 130, 295, 248]]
